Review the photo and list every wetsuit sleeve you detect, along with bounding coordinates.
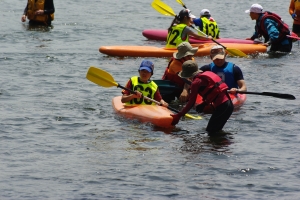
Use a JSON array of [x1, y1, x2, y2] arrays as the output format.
[[23, 4, 28, 15], [44, 0, 55, 14], [122, 79, 132, 95], [264, 18, 280, 43], [199, 64, 211, 72], [176, 78, 201, 117], [250, 19, 261, 40]]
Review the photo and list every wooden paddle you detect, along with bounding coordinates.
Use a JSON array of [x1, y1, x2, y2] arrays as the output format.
[[86, 66, 202, 120], [151, 0, 248, 58], [155, 79, 296, 100]]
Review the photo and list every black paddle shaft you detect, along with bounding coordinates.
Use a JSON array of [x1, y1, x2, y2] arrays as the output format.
[[236, 91, 296, 100]]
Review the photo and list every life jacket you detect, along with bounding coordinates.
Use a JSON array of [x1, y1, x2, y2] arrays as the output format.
[[166, 24, 189, 48], [256, 11, 290, 43], [194, 71, 228, 103], [201, 17, 220, 39], [125, 76, 158, 105], [209, 62, 238, 89], [27, 0, 54, 24], [162, 57, 186, 88]]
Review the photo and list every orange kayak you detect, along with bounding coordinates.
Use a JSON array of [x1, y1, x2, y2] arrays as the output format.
[[112, 96, 174, 128], [99, 43, 267, 57]]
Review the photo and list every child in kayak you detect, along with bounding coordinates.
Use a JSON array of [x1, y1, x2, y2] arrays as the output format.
[[121, 60, 169, 107], [193, 9, 220, 39], [166, 9, 212, 49]]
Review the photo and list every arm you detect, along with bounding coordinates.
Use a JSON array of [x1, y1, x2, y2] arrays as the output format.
[[185, 26, 212, 40], [179, 80, 199, 115], [264, 19, 280, 44], [228, 65, 247, 94], [121, 79, 142, 103], [154, 89, 169, 107], [21, 4, 28, 22], [193, 18, 203, 31], [289, 0, 295, 15], [44, 0, 55, 14], [179, 83, 190, 103], [199, 64, 211, 72]]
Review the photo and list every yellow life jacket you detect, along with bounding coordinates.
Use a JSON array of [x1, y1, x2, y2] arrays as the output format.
[[125, 76, 158, 105], [166, 24, 189, 49], [201, 17, 220, 39], [27, 0, 54, 24]]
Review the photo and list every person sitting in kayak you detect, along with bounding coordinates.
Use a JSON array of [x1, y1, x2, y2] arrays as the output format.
[[121, 60, 169, 107], [199, 45, 247, 95], [193, 9, 220, 39], [162, 42, 198, 103], [245, 3, 293, 52], [166, 9, 212, 49], [170, 60, 234, 136]]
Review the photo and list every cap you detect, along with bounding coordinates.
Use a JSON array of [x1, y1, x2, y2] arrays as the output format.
[[178, 9, 196, 20], [245, 4, 263, 14], [139, 60, 154, 74], [200, 9, 210, 16], [210, 45, 226, 60], [173, 42, 198, 59], [178, 60, 202, 78]]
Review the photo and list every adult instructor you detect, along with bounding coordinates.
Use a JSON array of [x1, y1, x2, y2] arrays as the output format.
[[21, 0, 55, 26], [170, 60, 234, 136], [245, 4, 293, 53]]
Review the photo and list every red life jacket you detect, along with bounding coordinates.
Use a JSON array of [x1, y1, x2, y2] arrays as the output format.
[[257, 11, 290, 43], [162, 57, 186, 88], [195, 71, 228, 103]]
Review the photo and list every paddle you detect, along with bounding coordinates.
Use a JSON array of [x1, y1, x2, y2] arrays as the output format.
[[234, 91, 295, 100], [154, 79, 295, 100], [174, 0, 248, 58], [151, 0, 248, 58], [86, 66, 202, 120]]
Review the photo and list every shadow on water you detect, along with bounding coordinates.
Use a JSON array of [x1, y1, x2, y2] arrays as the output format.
[[22, 23, 53, 32], [171, 128, 235, 154]]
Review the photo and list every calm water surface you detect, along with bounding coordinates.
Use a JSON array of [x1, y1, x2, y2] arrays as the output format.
[[1, 0, 300, 199]]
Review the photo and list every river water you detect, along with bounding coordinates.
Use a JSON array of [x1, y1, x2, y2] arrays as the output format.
[[1, 0, 300, 199]]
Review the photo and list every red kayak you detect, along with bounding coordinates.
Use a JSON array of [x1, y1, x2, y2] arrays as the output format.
[[142, 29, 257, 44], [195, 93, 247, 114]]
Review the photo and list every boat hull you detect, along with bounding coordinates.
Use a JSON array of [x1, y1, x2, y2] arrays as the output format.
[[112, 96, 174, 128], [142, 29, 258, 44], [99, 43, 267, 57]]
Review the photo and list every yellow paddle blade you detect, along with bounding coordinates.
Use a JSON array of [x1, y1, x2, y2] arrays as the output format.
[[151, 0, 176, 16], [86, 66, 118, 88], [226, 48, 248, 58], [185, 113, 202, 120], [176, 0, 185, 7]]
